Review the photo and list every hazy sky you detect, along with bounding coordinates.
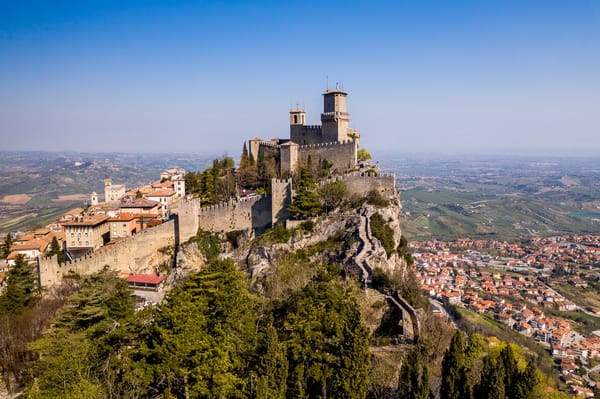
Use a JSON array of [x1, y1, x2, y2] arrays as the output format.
[[1, 1, 599, 155]]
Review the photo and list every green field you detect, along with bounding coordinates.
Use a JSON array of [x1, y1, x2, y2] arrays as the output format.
[[401, 188, 598, 241]]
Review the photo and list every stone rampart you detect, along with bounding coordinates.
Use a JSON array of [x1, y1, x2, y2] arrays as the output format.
[[321, 172, 397, 197], [196, 196, 271, 234], [298, 140, 356, 173], [38, 220, 176, 288], [271, 178, 293, 225]]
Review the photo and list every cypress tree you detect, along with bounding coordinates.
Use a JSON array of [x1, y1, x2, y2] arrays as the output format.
[[474, 355, 505, 399], [398, 344, 429, 399], [500, 344, 519, 398], [440, 331, 465, 399]]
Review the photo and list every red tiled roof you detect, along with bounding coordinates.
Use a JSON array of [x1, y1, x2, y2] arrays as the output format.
[[126, 274, 165, 285]]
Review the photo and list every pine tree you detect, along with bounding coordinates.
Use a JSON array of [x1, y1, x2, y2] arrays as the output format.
[[0, 254, 38, 314], [254, 324, 288, 399], [49, 236, 64, 263], [287, 168, 322, 218], [0, 233, 12, 259]]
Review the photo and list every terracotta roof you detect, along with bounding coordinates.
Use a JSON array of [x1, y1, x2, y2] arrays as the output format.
[[11, 239, 49, 252], [145, 189, 175, 197], [64, 208, 84, 217], [119, 198, 160, 208], [109, 212, 137, 221], [127, 274, 165, 285], [64, 214, 110, 227]]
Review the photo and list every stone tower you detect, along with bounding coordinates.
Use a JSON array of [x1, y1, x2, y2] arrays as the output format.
[[321, 86, 350, 143], [91, 192, 98, 206]]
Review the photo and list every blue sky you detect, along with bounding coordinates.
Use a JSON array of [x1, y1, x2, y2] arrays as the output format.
[[1, 1, 599, 155]]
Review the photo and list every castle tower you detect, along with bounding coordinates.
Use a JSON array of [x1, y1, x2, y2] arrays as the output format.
[[91, 192, 98, 206], [321, 86, 351, 143], [290, 108, 306, 126], [280, 141, 299, 175]]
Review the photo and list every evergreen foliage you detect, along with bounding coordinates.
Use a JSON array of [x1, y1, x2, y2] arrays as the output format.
[[0, 233, 12, 259], [184, 156, 237, 205], [397, 343, 430, 399], [274, 269, 370, 398], [0, 254, 38, 314], [369, 213, 395, 257], [288, 168, 322, 219], [25, 268, 135, 398], [48, 236, 64, 263]]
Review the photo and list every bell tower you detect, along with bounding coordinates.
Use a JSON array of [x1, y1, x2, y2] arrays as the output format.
[[321, 85, 350, 142]]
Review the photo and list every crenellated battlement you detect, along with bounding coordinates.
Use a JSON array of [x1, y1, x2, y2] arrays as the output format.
[[198, 195, 263, 213], [318, 172, 397, 197], [272, 178, 293, 185], [257, 140, 279, 148], [298, 140, 355, 150]]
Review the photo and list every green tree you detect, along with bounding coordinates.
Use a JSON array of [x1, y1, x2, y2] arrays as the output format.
[[288, 168, 322, 219], [25, 268, 135, 399], [0, 254, 38, 314], [440, 331, 466, 399], [500, 344, 519, 398], [0, 233, 12, 259], [133, 259, 259, 398], [474, 355, 505, 399], [318, 180, 348, 213], [48, 236, 64, 263], [515, 359, 542, 399], [254, 324, 288, 399], [357, 148, 372, 162], [369, 213, 395, 257], [275, 273, 370, 399], [398, 343, 430, 399]]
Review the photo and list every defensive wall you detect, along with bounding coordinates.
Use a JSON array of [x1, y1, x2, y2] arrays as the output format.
[[297, 140, 357, 173], [37, 173, 397, 289], [290, 125, 323, 145], [38, 220, 176, 288], [195, 195, 272, 234], [320, 172, 397, 197]]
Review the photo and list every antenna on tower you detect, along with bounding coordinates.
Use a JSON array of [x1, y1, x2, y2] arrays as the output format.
[[326, 75, 329, 90]]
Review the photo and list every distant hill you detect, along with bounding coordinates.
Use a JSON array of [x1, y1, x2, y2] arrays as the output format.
[[377, 153, 600, 241]]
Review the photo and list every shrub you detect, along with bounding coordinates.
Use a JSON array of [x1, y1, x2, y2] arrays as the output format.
[[370, 213, 395, 257]]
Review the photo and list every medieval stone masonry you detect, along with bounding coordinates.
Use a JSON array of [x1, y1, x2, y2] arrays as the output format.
[[249, 87, 360, 175]]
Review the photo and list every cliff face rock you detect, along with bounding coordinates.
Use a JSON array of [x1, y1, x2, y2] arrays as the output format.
[[242, 189, 405, 287]]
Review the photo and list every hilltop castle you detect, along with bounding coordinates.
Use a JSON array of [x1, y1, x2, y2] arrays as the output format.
[[249, 86, 360, 175]]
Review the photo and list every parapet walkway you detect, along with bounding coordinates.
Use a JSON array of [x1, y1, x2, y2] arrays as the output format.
[[354, 206, 420, 342]]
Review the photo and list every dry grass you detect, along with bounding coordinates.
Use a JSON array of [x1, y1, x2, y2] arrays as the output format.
[[53, 194, 88, 202], [1, 194, 32, 204]]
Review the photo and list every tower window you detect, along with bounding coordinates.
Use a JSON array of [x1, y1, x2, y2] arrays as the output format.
[[294, 115, 298, 124]]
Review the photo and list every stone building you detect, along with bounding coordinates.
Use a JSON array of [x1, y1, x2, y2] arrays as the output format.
[[249, 87, 360, 175], [104, 178, 126, 203], [64, 214, 110, 250]]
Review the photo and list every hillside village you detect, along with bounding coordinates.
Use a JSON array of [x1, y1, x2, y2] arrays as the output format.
[[0, 168, 188, 290], [414, 236, 600, 396]]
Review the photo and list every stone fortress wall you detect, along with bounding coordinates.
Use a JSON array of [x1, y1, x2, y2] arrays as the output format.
[[37, 173, 396, 288], [298, 140, 357, 174], [38, 219, 176, 287]]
